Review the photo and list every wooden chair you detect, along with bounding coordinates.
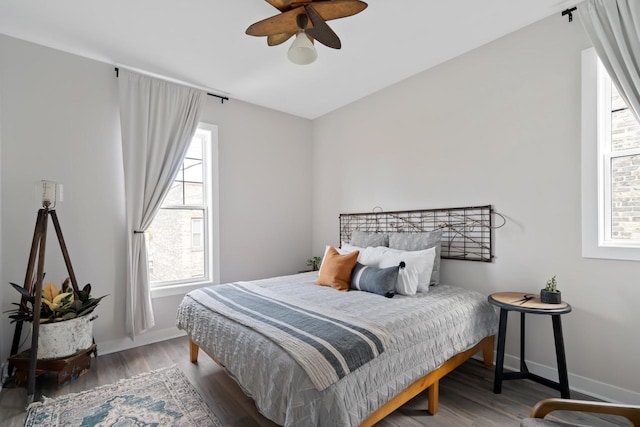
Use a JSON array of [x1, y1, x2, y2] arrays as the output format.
[[520, 398, 640, 427]]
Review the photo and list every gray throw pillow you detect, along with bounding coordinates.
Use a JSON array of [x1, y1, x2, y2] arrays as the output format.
[[350, 230, 389, 247], [389, 230, 442, 285], [350, 262, 398, 298]]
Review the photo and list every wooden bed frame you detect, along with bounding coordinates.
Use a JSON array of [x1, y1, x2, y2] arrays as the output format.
[[188, 334, 495, 426]]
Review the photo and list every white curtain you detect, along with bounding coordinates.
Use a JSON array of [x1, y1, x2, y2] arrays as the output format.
[[579, 0, 640, 121], [118, 69, 206, 337]]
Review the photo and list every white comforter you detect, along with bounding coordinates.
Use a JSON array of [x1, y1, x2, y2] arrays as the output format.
[[176, 272, 498, 427]]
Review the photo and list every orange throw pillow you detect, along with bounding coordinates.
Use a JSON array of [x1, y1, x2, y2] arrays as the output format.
[[316, 246, 359, 291]]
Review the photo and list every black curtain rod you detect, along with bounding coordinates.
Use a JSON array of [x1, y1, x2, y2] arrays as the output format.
[[114, 67, 229, 104], [562, 6, 577, 23], [207, 92, 229, 104]]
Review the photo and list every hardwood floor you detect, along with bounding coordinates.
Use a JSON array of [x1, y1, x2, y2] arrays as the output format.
[[0, 336, 629, 426]]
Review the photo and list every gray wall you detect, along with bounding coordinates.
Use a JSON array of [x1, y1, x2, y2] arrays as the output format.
[[0, 34, 312, 357], [311, 14, 640, 402]]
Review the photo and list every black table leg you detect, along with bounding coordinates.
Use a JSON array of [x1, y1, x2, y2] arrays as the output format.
[[552, 314, 571, 399], [493, 308, 508, 394], [520, 312, 529, 373]]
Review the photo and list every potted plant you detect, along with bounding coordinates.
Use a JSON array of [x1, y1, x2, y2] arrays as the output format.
[[306, 256, 322, 271], [540, 275, 562, 304], [7, 278, 107, 359]]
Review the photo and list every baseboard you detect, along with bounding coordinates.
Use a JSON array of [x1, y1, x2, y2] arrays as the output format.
[[472, 352, 640, 405], [96, 327, 187, 356]]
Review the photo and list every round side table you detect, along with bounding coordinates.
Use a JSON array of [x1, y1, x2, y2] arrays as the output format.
[[488, 291, 572, 398]]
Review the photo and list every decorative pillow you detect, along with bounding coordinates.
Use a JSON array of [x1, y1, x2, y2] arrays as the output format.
[[350, 262, 399, 298], [389, 230, 442, 286], [350, 230, 389, 248], [319, 244, 362, 270], [360, 246, 436, 296], [316, 246, 359, 291]]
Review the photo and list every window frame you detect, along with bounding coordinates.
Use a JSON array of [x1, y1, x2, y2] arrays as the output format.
[[581, 47, 640, 261], [149, 123, 220, 297]]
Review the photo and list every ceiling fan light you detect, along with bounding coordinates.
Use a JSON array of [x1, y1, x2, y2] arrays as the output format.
[[287, 32, 317, 65]]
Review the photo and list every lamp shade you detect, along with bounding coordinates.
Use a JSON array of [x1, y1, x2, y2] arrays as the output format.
[[287, 32, 317, 65], [39, 180, 63, 208]]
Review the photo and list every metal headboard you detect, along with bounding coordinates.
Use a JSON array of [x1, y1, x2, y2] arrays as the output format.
[[339, 205, 500, 262]]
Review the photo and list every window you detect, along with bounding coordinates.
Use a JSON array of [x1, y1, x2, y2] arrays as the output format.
[[581, 48, 640, 260], [147, 124, 220, 289], [191, 218, 204, 250]]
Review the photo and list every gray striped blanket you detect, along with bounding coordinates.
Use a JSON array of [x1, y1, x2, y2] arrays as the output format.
[[187, 282, 394, 390]]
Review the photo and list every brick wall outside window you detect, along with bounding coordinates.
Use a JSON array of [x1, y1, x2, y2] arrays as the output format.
[[610, 85, 640, 240]]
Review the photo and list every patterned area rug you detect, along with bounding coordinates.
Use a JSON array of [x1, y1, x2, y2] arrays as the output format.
[[24, 365, 222, 427]]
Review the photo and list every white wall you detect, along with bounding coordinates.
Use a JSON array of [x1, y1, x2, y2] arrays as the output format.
[[0, 34, 313, 358], [312, 14, 640, 403], [0, 35, 126, 354]]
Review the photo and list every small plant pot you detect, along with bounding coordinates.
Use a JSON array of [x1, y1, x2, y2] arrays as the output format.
[[540, 289, 562, 304]]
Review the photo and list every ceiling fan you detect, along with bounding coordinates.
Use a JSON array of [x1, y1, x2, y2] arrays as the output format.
[[246, 0, 368, 65]]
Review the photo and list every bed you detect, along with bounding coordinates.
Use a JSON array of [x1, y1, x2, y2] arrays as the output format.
[[177, 272, 498, 426], [176, 206, 500, 426]]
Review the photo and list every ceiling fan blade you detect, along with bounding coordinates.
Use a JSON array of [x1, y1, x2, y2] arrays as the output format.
[[246, 7, 312, 36], [247, 0, 366, 44], [310, 0, 367, 21], [304, 5, 341, 49], [265, 0, 295, 12], [267, 32, 295, 46]]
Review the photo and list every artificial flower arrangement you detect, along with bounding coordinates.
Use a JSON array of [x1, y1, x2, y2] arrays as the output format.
[[7, 277, 107, 324]]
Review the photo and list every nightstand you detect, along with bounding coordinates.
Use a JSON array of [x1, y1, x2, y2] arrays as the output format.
[[488, 291, 572, 398]]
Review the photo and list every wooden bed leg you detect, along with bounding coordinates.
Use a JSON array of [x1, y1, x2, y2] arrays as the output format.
[[189, 338, 199, 363], [482, 335, 495, 367], [358, 335, 493, 427], [427, 380, 439, 415]]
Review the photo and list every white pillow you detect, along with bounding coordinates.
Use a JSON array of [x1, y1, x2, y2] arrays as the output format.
[[341, 243, 364, 254], [360, 246, 436, 295]]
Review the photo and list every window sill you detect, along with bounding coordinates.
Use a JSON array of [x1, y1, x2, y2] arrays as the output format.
[[150, 280, 214, 299], [583, 245, 640, 262]]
